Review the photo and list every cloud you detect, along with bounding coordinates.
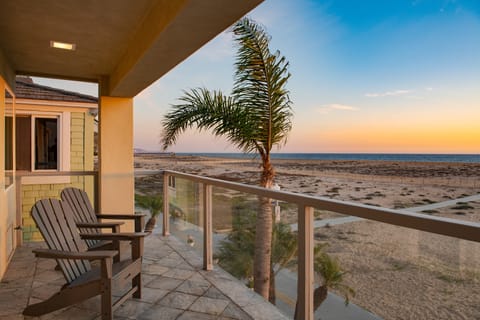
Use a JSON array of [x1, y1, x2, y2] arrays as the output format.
[[317, 104, 358, 114], [425, 87, 434, 91], [365, 90, 411, 98]]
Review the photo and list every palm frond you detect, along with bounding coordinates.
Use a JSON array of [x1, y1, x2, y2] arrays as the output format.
[[160, 88, 258, 153], [231, 17, 293, 154]]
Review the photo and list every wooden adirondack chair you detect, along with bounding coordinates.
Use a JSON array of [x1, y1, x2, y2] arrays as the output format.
[[24, 198, 146, 319], [61, 187, 146, 255]]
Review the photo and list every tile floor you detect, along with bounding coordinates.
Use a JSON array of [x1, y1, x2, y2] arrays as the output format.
[[0, 233, 288, 320]]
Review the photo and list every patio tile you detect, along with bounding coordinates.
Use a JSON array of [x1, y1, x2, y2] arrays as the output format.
[[176, 279, 210, 296], [137, 305, 183, 320], [204, 286, 229, 300], [142, 273, 158, 286], [36, 258, 57, 270], [157, 291, 198, 310], [187, 273, 210, 285], [48, 306, 100, 320], [30, 283, 63, 301], [114, 300, 152, 318], [33, 269, 64, 282], [162, 268, 195, 280], [142, 263, 169, 275], [0, 287, 30, 316], [177, 311, 217, 320], [145, 276, 182, 291], [138, 287, 169, 304], [156, 257, 184, 268], [1, 234, 289, 320], [188, 296, 229, 316], [221, 303, 253, 320]]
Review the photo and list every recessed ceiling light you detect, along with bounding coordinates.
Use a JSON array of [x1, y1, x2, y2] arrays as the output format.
[[50, 41, 76, 51]]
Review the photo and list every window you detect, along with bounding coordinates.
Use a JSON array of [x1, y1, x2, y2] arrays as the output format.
[[16, 115, 61, 171], [35, 118, 58, 170]]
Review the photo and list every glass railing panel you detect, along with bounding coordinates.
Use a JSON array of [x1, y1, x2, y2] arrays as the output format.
[[165, 177, 204, 257], [212, 187, 259, 286], [305, 210, 479, 320], [211, 189, 300, 318]]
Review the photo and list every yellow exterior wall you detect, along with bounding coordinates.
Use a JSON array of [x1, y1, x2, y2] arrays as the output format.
[[0, 76, 6, 278], [0, 75, 16, 279], [21, 112, 95, 241], [99, 96, 134, 231]]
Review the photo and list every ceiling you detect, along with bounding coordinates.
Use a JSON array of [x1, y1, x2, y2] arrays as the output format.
[[0, 0, 263, 97]]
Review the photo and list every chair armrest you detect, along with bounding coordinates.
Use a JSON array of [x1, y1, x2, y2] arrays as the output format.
[[96, 213, 147, 219], [33, 248, 117, 260], [80, 232, 148, 241], [76, 222, 124, 229], [96, 213, 146, 232]]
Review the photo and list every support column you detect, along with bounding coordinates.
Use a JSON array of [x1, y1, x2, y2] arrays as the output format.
[[98, 96, 134, 231]]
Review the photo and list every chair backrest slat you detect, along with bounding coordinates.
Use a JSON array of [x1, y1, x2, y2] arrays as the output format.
[[31, 199, 91, 283], [61, 188, 100, 248]]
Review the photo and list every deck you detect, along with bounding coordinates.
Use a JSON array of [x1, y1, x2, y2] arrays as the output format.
[[0, 232, 287, 320]]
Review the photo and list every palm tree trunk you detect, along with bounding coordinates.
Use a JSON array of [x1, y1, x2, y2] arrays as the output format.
[[314, 285, 328, 311], [253, 157, 275, 300], [293, 285, 328, 320], [269, 263, 276, 304], [254, 196, 273, 299], [144, 217, 156, 233]]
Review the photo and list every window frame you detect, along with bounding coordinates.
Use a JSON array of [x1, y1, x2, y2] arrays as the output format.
[[16, 110, 71, 184]]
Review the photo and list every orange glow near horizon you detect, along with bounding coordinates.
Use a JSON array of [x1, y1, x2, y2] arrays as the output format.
[[287, 107, 480, 154]]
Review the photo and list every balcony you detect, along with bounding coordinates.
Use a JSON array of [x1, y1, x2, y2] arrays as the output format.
[[1, 170, 479, 319], [0, 230, 285, 320]]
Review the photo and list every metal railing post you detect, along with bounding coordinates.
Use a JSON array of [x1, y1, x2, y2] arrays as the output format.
[[203, 184, 213, 270], [163, 172, 170, 236], [297, 205, 314, 320]]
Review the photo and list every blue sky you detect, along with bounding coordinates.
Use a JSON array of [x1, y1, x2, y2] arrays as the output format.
[[35, 0, 480, 153]]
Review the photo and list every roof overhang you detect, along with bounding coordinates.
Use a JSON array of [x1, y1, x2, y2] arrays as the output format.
[[0, 0, 263, 97]]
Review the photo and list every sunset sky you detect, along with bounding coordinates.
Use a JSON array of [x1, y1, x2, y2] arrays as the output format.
[[36, 0, 480, 154]]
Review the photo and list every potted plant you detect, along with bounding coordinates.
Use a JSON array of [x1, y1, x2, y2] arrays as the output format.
[[135, 194, 163, 233]]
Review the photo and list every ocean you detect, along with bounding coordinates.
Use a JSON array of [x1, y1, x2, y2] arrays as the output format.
[[173, 153, 480, 163]]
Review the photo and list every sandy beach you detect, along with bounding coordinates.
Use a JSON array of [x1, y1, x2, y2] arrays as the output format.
[[134, 154, 480, 320]]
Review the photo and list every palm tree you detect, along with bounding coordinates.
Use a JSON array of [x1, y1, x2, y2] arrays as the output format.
[[161, 17, 292, 300], [215, 196, 297, 302], [135, 194, 163, 233]]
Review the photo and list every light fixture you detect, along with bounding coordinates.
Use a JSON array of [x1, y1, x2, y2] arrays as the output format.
[[50, 41, 76, 51]]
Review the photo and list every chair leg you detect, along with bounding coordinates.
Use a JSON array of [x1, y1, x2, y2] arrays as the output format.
[[132, 273, 142, 299], [101, 279, 113, 320]]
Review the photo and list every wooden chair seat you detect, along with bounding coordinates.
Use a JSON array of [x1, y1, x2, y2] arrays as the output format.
[[24, 199, 147, 320]]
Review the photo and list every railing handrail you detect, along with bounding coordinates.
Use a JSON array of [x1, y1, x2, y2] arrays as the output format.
[[161, 169, 480, 243], [15, 170, 97, 177]]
